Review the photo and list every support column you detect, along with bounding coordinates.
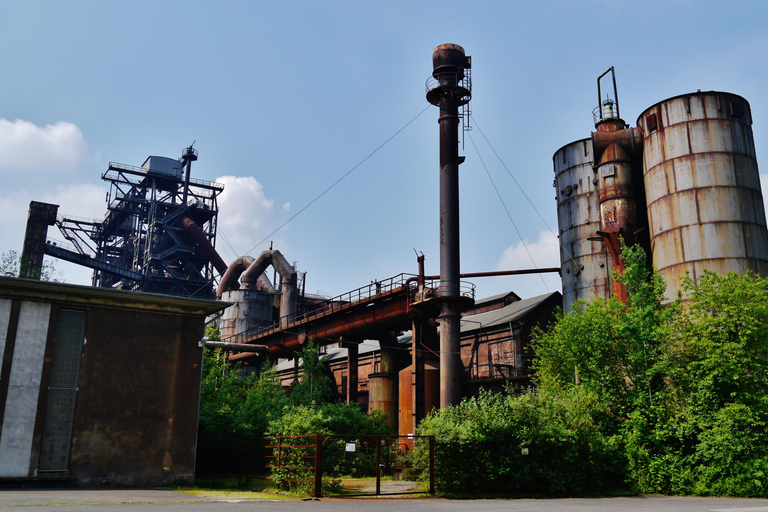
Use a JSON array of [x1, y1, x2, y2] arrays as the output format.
[[346, 342, 358, 405]]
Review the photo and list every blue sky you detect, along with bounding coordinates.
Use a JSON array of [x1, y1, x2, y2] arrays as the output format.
[[2, 0, 768, 300]]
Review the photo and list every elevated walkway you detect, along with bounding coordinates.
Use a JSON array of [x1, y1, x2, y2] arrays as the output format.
[[227, 274, 475, 360]]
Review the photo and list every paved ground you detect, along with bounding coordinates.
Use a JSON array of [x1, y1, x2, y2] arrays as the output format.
[[2, 489, 768, 511]]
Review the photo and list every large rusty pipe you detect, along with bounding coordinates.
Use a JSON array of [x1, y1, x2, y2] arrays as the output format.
[[216, 256, 254, 298], [205, 341, 269, 353], [591, 124, 644, 303], [403, 267, 562, 291], [182, 216, 228, 275], [241, 249, 298, 328]]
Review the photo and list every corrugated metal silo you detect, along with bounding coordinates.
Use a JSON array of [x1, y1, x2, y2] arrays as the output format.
[[637, 91, 768, 300], [553, 138, 611, 311]]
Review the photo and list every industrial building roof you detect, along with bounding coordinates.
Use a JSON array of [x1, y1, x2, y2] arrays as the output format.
[[470, 290, 522, 307], [0, 276, 229, 316], [459, 291, 560, 333]]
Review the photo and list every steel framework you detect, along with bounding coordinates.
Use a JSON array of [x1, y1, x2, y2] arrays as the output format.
[[46, 145, 225, 298]]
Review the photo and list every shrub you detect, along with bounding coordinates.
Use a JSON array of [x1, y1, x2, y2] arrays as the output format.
[[415, 387, 627, 496]]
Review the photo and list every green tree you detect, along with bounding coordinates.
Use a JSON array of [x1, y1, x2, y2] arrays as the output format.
[[415, 386, 625, 496], [0, 250, 64, 282], [288, 340, 333, 406], [532, 243, 676, 424], [197, 328, 288, 439], [626, 270, 768, 496]]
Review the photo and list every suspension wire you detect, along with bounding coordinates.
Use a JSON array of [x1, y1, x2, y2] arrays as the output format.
[[467, 132, 550, 291], [242, 105, 432, 257], [217, 229, 239, 261], [470, 115, 578, 266]]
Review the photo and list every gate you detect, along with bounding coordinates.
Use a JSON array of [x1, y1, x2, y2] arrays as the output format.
[[264, 434, 434, 498]]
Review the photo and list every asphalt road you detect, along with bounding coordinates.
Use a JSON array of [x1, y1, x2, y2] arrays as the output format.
[[2, 489, 768, 512]]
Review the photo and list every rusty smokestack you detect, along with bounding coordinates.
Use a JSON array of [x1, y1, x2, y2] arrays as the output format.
[[426, 43, 471, 408]]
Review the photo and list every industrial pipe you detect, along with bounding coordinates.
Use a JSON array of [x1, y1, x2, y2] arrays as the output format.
[[426, 43, 472, 409], [242, 249, 298, 328], [204, 341, 269, 353], [181, 216, 229, 275], [216, 256, 254, 298]]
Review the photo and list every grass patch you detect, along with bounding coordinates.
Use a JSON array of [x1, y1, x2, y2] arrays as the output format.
[[175, 488, 297, 501]]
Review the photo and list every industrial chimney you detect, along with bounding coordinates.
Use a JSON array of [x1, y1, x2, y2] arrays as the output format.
[[426, 44, 471, 408]]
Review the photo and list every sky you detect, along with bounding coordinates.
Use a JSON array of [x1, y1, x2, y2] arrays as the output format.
[[2, 0, 768, 301]]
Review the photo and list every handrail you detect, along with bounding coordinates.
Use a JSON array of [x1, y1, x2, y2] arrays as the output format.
[[105, 161, 224, 191]]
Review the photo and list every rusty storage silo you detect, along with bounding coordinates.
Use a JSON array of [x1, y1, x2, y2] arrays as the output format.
[[553, 138, 611, 310], [637, 91, 768, 300]]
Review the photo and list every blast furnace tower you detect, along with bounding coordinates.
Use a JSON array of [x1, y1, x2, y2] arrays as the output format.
[[45, 145, 228, 298]]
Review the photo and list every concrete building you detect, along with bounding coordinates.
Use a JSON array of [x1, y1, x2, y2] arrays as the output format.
[[0, 277, 226, 486]]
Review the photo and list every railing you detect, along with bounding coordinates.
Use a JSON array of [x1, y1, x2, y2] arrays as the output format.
[[224, 273, 417, 344], [105, 161, 225, 191], [45, 237, 94, 258], [425, 71, 472, 104], [57, 213, 102, 226]]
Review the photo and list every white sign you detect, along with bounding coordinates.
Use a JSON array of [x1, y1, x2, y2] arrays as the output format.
[[345, 443, 356, 453]]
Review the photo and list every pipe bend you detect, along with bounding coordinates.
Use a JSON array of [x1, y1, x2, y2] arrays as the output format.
[[216, 256, 255, 298]]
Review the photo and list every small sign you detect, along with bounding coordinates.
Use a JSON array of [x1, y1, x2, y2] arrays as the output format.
[[601, 164, 616, 178], [521, 447, 529, 455], [345, 443, 356, 453]]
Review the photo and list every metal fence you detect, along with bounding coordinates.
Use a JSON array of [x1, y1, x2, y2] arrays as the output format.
[[195, 435, 264, 489], [264, 434, 435, 498]]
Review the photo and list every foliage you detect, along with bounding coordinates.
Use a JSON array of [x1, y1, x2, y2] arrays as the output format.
[[419, 242, 768, 498], [197, 327, 288, 440], [415, 386, 626, 496], [287, 340, 333, 406], [0, 250, 64, 282], [623, 270, 768, 497], [532, 243, 676, 426]]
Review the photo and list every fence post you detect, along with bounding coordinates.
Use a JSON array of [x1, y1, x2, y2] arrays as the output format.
[[277, 437, 282, 490], [314, 434, 323, 498], [375, 436, 382, 496], [429, 436, 435, 495]]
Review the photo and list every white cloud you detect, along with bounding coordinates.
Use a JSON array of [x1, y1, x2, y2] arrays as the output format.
[[282, 202, 291, 212], [215, 175, 278, 255], [0, 119, 91, 170], [494, 230, 562, 299], [0, 183, 108, 285]]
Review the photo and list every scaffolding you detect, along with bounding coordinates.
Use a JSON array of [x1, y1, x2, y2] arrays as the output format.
[[46, 145, 225, 298]]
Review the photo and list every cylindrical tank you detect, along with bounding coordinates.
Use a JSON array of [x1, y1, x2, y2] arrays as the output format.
[[219, 289, 275, 339], [369, 373, 397, 430], [637, 91, 768, 300], [553, 138, 611, 311]]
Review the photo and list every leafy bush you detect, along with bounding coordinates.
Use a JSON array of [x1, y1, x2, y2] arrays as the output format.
[[266, 401, 391, 487], [531, 243, 768, 497], [415, 387, 626, 496]]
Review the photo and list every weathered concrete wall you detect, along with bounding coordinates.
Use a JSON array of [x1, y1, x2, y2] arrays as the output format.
[[0, 301, 51, 477], [69, 307, 205, 486]]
